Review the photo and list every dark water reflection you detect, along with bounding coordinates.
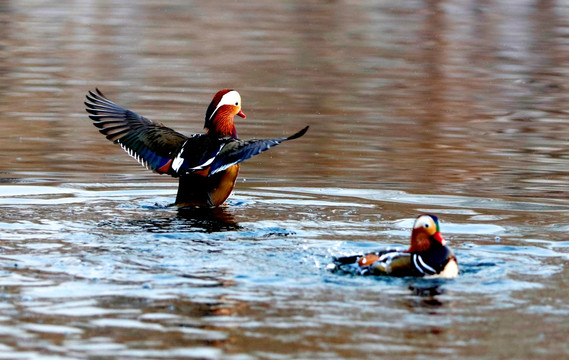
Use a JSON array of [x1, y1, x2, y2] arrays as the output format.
[[120, 207, 242, 234], [1, 0, 569, 359]]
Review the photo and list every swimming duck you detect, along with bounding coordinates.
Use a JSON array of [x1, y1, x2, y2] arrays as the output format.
[[85, 89, 308, 207], [332, 214, 458, 278]]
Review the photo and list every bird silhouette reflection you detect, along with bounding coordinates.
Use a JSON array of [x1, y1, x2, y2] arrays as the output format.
[[176, 206, 241, 233], [120, 206, 241, 234]]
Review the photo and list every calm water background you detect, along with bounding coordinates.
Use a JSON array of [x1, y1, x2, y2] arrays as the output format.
[[1, 0, 569, 359]]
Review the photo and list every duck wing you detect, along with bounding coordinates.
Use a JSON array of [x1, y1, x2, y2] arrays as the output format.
[[206, 126, 309, 175], [85, 89, 223, 177], [332, 248, 403, 275], [86, 89, 308, 178], [85, 89, 189, 175]]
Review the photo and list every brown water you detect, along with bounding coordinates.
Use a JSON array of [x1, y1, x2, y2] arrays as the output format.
[[1, 0, 569, 359]]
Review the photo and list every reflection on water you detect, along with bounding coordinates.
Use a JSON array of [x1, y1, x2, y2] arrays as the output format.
[[1, 183, 567, 358], [176, 207, 241, 233], [119, 207, 242, 234], [1, 0, 569, 358]]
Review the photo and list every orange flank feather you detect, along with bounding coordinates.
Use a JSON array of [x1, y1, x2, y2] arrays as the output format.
[[357, 253, 380, 267], [193, 168, 210, 177], [209, 164, 240, 206], [157, 159, 173, 173]]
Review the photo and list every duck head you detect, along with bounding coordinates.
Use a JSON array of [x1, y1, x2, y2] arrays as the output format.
[[407, 214, 446, 253], [204, 89, 246, 138]]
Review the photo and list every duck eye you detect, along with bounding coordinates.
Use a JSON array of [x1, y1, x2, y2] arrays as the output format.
[[424, 223, 429, 228], [235, 102, 239, 106]]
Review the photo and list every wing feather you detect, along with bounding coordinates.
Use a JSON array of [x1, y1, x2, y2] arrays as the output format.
[[86, 89, 309, 179], [208, 126, 309, 175], [85, 88, 188, 175]]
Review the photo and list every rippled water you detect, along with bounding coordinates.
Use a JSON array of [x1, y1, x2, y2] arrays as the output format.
[[1, 0, 569, 359]]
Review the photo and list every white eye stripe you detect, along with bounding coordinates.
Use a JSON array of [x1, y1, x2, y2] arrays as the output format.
[[413, 215, 433, 229], [209, 91, 241, 120]]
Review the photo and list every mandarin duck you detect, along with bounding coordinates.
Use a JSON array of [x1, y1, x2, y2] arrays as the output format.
[[332, 214, 459, 278], [85, 89, 308, 207]]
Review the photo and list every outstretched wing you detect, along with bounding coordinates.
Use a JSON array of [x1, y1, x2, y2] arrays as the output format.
[[86, 89, 309, 178], [85, 89, 189, 176], [207, 126, 309, 175]]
